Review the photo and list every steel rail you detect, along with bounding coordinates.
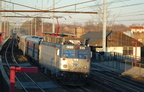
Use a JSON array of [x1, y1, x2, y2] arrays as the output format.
[[91, 64, 144, 88], [4, 36, 28, 92], [11, 36, 45, 92], [91, 72, 141, 92], [103, 70, 144, 88]]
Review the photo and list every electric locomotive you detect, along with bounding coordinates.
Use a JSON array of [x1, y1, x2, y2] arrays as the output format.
[[39, 36, 91, 86], [17, 34, 91, 86]]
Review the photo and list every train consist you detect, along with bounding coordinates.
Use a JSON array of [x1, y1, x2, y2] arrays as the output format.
[[17, 33, 91, 86]]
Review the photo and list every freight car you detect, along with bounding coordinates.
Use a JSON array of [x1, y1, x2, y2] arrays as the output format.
[[18, 34, 91, 86]]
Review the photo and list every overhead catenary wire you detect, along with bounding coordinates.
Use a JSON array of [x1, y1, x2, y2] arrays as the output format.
[[1, 0, 98, 19], [86, 0, 132, 9], [2, 0, 136, 17], [1, 0, 41, 10], [60, 0, 140, 19], [1, 0, 144, 26], [57, 0, 133, 22], [109, 2, 144, 9], [49, 0, 97, 10], [90, 0, 144, 25], [47, 0, 62, 10]]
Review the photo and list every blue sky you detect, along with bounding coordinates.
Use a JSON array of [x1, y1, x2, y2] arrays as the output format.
[[2, 0, 144, 26]]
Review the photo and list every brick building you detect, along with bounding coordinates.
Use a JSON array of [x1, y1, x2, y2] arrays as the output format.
[[81, 31, 144, 62]]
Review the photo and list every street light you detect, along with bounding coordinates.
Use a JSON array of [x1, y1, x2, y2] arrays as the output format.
[[131, 41, 138, 67]]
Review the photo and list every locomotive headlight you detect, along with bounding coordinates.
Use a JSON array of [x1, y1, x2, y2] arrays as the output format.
[[63, 64, 67, 68], [66, 46, 74, 49], [80, 47, 85, 49], [83, 66, 87, 69]]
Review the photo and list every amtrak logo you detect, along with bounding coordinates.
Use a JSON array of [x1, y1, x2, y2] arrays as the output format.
[[73, 63, 78, 66]]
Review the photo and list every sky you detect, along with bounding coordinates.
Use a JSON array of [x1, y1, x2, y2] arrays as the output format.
[[1, 0, 144, 26]]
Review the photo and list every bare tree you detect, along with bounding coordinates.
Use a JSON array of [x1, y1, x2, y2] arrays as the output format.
[[86, 1, 119, 31]]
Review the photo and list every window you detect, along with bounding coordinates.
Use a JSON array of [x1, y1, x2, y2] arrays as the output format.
[[33, 44, 35, 57], [63, 50, 75, 58], [123, 47, 133, 55], [78, 51, 88, 59]]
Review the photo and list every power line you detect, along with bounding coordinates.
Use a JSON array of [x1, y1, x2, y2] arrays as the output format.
[[107, 1, 144, 17], [116, 19, 144, 22], [1, 0, 40, 10], [55, 0, 100, 22], [1, 0, 98, 18], [88, 0, 131, 8], [50, 0, 97, 10], [46, 0, 62, 10], [2, 0, 97, 11], [61, 0, 131, 18], [119, 13, 144, 17], [109, 2, 144, 9], [0, 10, 98, 14]]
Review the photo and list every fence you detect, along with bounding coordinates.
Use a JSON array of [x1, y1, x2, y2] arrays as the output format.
[[92, 52, 144, 74], [92, 52, 141, 63]]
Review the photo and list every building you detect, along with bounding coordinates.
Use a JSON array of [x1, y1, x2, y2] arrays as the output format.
[[75, 27, 84, 38], [130, 26, 144, 44], [81, 31, 144, 62]]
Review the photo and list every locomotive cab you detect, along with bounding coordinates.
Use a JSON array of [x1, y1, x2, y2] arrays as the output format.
[[38, 36, 91, 86]]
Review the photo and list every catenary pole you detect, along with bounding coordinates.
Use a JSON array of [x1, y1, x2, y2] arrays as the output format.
[[0, 0, 2, 33], [52, 0, 55, 33], [41, 0, 44, 36], [103, 0, 107, 52], [35, 18, 36, 36], [4, 0, 6, 38]]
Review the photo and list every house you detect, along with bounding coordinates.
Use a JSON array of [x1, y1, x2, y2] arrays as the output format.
[[130, 26, 144, 45], [81, 31, 144, 62]]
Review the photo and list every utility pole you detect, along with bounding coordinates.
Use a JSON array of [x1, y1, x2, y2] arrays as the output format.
[[35, 18, 36, 36], [31, 19, 32, 35], [41, 0, 44, 36], [0, 0, 2, 32], [4, 2, 6, 38], [103, 0, 107, 52], [52, 0, 55, 33]]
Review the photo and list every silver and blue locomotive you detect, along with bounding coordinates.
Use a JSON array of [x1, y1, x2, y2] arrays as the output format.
[[18, 34, 91, 86]]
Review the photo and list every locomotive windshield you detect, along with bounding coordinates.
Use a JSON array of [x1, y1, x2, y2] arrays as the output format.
[[63, 50, 75, 58], [78, 51, 88, 59], [63, 49, 89, 59]]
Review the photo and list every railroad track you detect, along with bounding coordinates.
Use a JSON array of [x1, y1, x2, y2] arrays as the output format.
[[1, 35, 100, 92], [2, 36, 48, 92], [3, 35, 140, 92], [90, 64, 144, 92]]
